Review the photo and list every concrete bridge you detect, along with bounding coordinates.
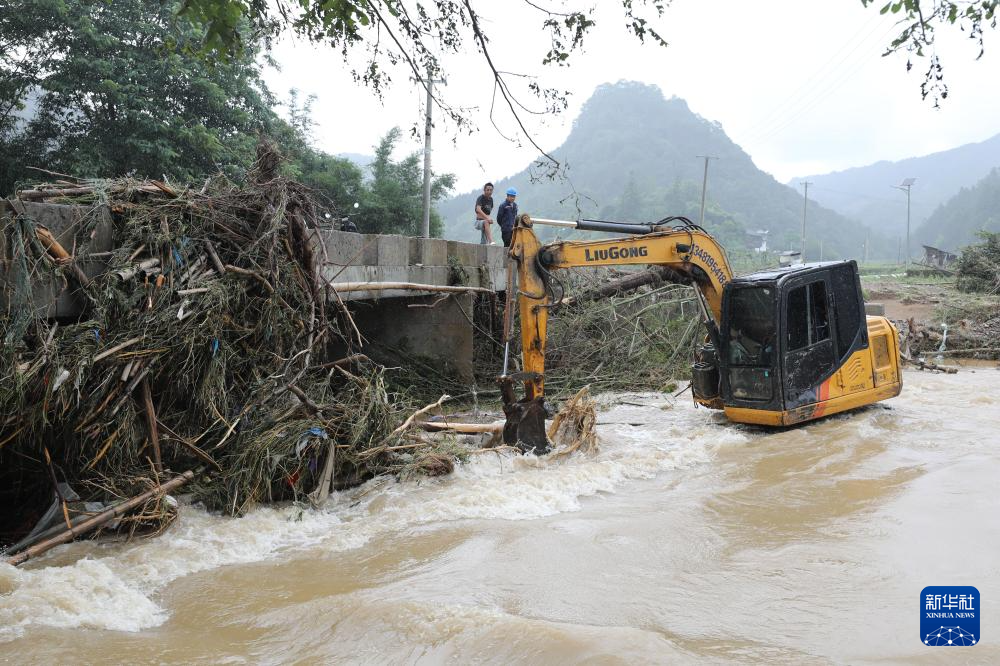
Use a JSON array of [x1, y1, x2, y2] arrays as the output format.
[[1, 201, 507, 383], [315, 228, 507, 382]]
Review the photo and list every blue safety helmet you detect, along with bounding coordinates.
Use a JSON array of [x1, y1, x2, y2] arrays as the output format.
[[506, 187, 518, 196]]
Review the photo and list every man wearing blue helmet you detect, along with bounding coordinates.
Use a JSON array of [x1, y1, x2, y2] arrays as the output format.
[[495, 187, 519, 247]]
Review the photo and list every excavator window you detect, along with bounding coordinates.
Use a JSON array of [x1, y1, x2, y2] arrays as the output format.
[[831, 263, 865, 358], [786, 281, 830, 351], [782, 276, 836, 398], [726, 287, 775, 367]]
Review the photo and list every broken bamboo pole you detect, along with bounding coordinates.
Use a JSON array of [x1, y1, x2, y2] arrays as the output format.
[[328, 281, 492, 295], [315, 353, 370, 370], [225, 264, 275, 293], [141, 378, 163, 474], [903, 356, 959, 373], [933, 347, 1000, 356], [93, 336, 142, 362], [4, 470, 195, 567], [34, 226, 71, 260], [16, 183, 166, 200], [204, 240, 226, 275], [389, 394, 451, 438], [114, 258, 160, 281], [34, 226, 92, 288], [420, 421, 504, 434], [17, 186, 99, 199]]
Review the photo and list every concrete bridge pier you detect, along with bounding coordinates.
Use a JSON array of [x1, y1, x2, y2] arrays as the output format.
[[348, 292, 477, 384]]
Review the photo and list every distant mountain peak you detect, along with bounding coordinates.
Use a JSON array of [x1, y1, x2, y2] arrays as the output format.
[[439, 80, 876, 259]]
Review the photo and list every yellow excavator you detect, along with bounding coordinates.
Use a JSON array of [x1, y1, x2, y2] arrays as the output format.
[[499, 214, 903, 452]]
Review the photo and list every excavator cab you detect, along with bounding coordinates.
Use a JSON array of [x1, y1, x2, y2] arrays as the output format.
[[711, 260, 897, 426]]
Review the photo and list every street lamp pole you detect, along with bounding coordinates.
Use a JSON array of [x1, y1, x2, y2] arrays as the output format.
[[893, 178, 916, 268]]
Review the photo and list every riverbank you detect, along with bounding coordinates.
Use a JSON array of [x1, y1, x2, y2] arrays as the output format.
[[862, 273, 1000, 359]]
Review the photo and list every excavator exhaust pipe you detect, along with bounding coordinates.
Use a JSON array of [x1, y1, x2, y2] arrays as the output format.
[[498, 376, 550, 455]]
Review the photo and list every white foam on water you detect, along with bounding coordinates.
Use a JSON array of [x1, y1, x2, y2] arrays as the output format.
[[0, 559, 165, 637], [0, 395, 736, 639]]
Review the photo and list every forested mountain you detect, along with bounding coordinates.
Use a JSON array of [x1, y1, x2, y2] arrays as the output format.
[[439, 81, 888, 260], [914, 168, 1000, 251], [789, 133, 1000, 241]]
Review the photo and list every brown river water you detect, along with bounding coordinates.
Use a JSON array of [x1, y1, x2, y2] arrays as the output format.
[[3, 368, 999, 664]]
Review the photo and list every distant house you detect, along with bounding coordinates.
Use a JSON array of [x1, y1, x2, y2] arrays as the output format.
[[744, 229, 769, 252], [921, 245, 957, 268], [778, 250, 802, 266]]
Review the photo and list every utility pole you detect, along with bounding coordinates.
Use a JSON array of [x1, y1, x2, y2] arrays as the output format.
[[696, 156, 718, 226], [864, 228, 870, 265], [800, 181, 812, 263], [416, 68, 445, 238], [893, 178, 916, 268]]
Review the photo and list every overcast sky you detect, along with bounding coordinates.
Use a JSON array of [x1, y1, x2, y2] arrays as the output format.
[[261, 0, 1000, 194]]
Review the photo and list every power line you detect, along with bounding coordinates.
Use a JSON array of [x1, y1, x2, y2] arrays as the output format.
[[741, 19, 896, 144], [741, 17, 890, 141], [808, 185, 907, 205]]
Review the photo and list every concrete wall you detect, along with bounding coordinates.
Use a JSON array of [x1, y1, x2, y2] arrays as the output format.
[[314, 228, 506, 300], [0, 201, 113, 318], [312, 230, 506, 385]]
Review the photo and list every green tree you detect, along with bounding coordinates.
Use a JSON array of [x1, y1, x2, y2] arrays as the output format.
[[299, 154, 366, 215], [955, 230, 1000, 292], [356, 127, 455, 236], [0, 0, 284, 194], [268, 88, 366, 214]]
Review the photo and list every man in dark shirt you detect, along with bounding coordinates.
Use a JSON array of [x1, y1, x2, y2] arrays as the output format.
[[475, 182, 494, 244], [495, 187, 518, 247]]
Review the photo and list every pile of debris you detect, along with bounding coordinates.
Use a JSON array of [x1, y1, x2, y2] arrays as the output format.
[[0, 148, 461, 557], [542, 267, 699, 395], [898, 316, 1000, 363]]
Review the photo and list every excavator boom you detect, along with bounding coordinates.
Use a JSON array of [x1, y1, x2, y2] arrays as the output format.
[[502, 215, 732, 451]]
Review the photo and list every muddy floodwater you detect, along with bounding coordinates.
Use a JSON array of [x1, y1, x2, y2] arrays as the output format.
[[3, 369, 999, 664]]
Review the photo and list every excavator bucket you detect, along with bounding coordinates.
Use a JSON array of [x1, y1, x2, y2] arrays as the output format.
[[499, 377, 550, 454]]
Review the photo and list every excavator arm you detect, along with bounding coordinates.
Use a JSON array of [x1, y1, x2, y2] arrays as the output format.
[[500, 214, 735, 451]]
